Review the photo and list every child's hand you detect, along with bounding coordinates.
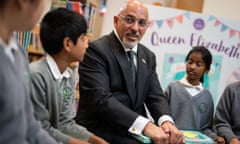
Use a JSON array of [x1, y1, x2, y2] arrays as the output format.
[[89, 135, 109, 144], [214, 136, 225, 144]]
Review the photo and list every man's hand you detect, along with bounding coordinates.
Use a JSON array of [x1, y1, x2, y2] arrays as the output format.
[[161, 121, 185, 144], [143, 122, 168, 144], [230, 138, 240, 144]]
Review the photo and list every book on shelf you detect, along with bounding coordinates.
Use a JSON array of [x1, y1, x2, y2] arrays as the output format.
[[67, 1, 84, 14], [16, 0, 97, 62], [15, 31, 31, 50], [28, 24, 44, 55], [52, 0, 67, 8], [66, 0, 96, 34], [86, 4, 96, 34]]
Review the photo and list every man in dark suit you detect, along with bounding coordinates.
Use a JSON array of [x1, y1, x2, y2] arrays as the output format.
[[76, 0, 185, 143]]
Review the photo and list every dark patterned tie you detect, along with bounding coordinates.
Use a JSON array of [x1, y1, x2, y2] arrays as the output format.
[[11, 48, 16, 62], [127, 50, 136, 84]]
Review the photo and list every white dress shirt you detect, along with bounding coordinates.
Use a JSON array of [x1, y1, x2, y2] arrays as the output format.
[[46, 54, 73, 83], [179, 76, 203, 96]]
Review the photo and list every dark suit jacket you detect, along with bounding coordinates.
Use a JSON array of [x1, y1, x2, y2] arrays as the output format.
[[75, 31, 170, 143]]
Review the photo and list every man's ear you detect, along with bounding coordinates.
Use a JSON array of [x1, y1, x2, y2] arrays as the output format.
[[63, 37, 73, 52], [113, 15, 119, 26]]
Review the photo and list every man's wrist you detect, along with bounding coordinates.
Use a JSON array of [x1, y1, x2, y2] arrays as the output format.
[[128, 116, 150, 135], [157, 115, 174, 126]]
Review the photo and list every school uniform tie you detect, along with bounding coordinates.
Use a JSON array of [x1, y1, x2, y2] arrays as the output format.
[[127, 50, 136, 84], [11, 48, 21, 67]]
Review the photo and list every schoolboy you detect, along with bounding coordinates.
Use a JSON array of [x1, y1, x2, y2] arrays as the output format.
[[30, 8, 108, 144]]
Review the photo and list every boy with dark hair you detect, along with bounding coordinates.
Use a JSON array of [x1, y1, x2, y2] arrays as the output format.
[[30, 8, 108, 144]]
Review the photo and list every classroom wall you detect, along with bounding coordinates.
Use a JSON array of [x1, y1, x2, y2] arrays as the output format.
[[100, 0, 240, 36], [100, 0, 156, 36], [202, 0, 240, 20]]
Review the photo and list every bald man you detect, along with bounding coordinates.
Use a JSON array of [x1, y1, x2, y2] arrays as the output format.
[[75, 0, 185, 143]]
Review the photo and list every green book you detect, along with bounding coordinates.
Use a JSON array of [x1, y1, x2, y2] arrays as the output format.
[[131, 134, 152, 143], [131, 130, 215, 144], [181, 130, 215, 144]]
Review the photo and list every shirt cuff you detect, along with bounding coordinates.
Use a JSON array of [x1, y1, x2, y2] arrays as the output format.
[[157, 115, 174, 126], [128, 116, 150, 135]]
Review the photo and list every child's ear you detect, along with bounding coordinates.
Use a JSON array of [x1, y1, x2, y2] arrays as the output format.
[[63, 37, 72, 52]]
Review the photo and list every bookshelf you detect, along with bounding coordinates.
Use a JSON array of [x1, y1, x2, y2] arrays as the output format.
[[16, 0, 98, 62], [28, 24, 45, 61]]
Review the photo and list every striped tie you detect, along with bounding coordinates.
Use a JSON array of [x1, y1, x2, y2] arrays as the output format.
[[127, 50, 136, 84]]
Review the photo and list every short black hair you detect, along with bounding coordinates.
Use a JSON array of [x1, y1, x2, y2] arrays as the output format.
[[40, 8, 87, 55]]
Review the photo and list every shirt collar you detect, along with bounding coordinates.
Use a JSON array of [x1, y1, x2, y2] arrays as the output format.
[[0, 35, 18, 51], [0, 35, 19, 62], [46, 55, 73, 82], [113, 29, 138, 54], [180, 76, 203, 91]]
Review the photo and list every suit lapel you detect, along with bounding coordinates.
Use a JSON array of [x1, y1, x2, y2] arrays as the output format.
[[109, 32, 136, 104], [135, 46, 148, 104]]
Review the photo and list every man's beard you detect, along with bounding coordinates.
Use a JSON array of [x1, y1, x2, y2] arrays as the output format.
[[121, 30, 140, 49], [122, 37, 138, 49]]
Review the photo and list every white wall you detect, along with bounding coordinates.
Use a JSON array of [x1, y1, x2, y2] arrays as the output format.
[[101, 0, 240, 36], [202, 0, 240, 20], [101, 0, 156, 36]]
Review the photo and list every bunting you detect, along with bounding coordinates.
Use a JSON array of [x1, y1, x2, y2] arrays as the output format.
[[221, 24, 228, 32], [229, 29, 236, 38], [152, 12, 190, 29], [166, 18, 174, 28], [156, 20, 163, 28], [183, 12, 190, 19], [175, 15, 183, 24], [214, 20, 221, 26], [152, 12, 240, 40], [208, 16, 240, 39], [207, 16, 215, 21]]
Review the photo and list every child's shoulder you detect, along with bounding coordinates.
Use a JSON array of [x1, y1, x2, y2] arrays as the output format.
[[29, 58, 48, 73]]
